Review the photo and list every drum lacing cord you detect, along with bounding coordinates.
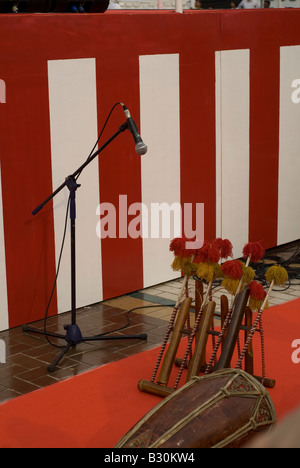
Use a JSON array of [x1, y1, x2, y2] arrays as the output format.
[[249, 417, 259, 431]]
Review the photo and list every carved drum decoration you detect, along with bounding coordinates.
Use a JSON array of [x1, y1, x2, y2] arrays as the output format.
[[115, 369, 277, 449]]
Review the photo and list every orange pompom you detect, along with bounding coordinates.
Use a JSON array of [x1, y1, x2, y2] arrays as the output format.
[[242, 241, 265, 263], [221, 259, 243, 280]]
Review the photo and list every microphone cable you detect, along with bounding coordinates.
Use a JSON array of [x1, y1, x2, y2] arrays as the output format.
[[75, 101, 123, 182]]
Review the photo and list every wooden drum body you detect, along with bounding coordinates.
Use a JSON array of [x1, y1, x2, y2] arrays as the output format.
[[115, 369, 277, 449]]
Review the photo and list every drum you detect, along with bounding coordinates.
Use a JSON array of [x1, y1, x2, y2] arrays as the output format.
[[115, 369, 277, 449]]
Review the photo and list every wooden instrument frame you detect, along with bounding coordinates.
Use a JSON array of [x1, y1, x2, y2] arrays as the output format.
[[138, 276, 275, 399]]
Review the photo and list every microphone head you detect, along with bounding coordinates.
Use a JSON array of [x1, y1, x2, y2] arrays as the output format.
[[135, 141, 148, 156]]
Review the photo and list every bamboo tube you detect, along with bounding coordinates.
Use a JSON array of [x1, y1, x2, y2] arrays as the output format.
[[157, 297, 192, 385], [186, 301, 216, 381], [214, 288, 250, 371]]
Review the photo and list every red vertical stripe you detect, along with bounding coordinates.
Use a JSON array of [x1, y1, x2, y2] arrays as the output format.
[[180, 15, 220, 243], [96, 48, 144, 300], [249, 47, 280, 248], [0, 54, 57, 327]]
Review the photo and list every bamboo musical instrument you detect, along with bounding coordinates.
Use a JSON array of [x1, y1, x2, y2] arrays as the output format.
[[186, 301, 216, 382], [214, 287, 250, 371], [194, 279, 204, 315], [138, 297, 192, 397], [220, 295, 229, 351], [157, 297, 192, 385], [137, 379, 176, 398], [214, 291, 275, 388], [146, 275, 189, 386], [244, 306, 254, 375]]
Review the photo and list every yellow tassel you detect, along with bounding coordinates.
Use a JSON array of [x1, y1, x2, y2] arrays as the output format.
[[182, 259, 198, 276], [249, 298, 269, 312], [213, 263, 224, 279], [191, 263, 199, 275], [171, 256, 183, 272], [221, 278, 243, 295], [171, 256, 196, 276], [197, 262, 215, 283], [265, 265, 288, 286], [242, 264, 255, 284]]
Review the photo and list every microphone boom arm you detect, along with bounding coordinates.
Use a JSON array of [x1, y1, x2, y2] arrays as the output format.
[[32, 121, 128, 216]]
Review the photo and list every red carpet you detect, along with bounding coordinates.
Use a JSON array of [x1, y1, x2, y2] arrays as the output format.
[[0, 298, 299, 448]]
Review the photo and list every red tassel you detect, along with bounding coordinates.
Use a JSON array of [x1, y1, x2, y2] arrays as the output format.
[[194, 241, 209, 262], [169, 237, 197, 258], [221, 259, 243, 279], [212, 238, 223, 250], [212, 238, 233, 260], [194, 241, 220, 264], [242, 241, 265, 263], [248, 281, 266, 300], [169, 237, 185, 257]]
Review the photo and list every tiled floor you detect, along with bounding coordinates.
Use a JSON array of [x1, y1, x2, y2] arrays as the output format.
[[0, 241, 299, 405]]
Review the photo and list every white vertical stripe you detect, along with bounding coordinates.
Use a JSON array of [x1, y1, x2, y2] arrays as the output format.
[[0, 164, 9, 331], [48, 58, 102, 313], [139, 54, 181, 287], [0, 80, 6, 104], [216, 49, 250, 258], [278, 46, 300, 245]]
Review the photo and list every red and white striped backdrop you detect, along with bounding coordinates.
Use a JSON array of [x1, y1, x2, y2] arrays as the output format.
[[0, 10, 300, 330]]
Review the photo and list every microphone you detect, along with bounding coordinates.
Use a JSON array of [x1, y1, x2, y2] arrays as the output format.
[[122, 104, 148, 156]]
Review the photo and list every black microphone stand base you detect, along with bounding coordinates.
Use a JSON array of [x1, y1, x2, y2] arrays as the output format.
[[23, 323, 148, 373]]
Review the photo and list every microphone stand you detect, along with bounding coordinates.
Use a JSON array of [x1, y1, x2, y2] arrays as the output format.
[[23, 121, 147, 373]]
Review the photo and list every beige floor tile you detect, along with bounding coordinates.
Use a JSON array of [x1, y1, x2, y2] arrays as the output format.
[[137, 287, 166, 295], [144, 307, 174, 321], [103, 296, 154, 311], [153, 291, 180, 302]]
